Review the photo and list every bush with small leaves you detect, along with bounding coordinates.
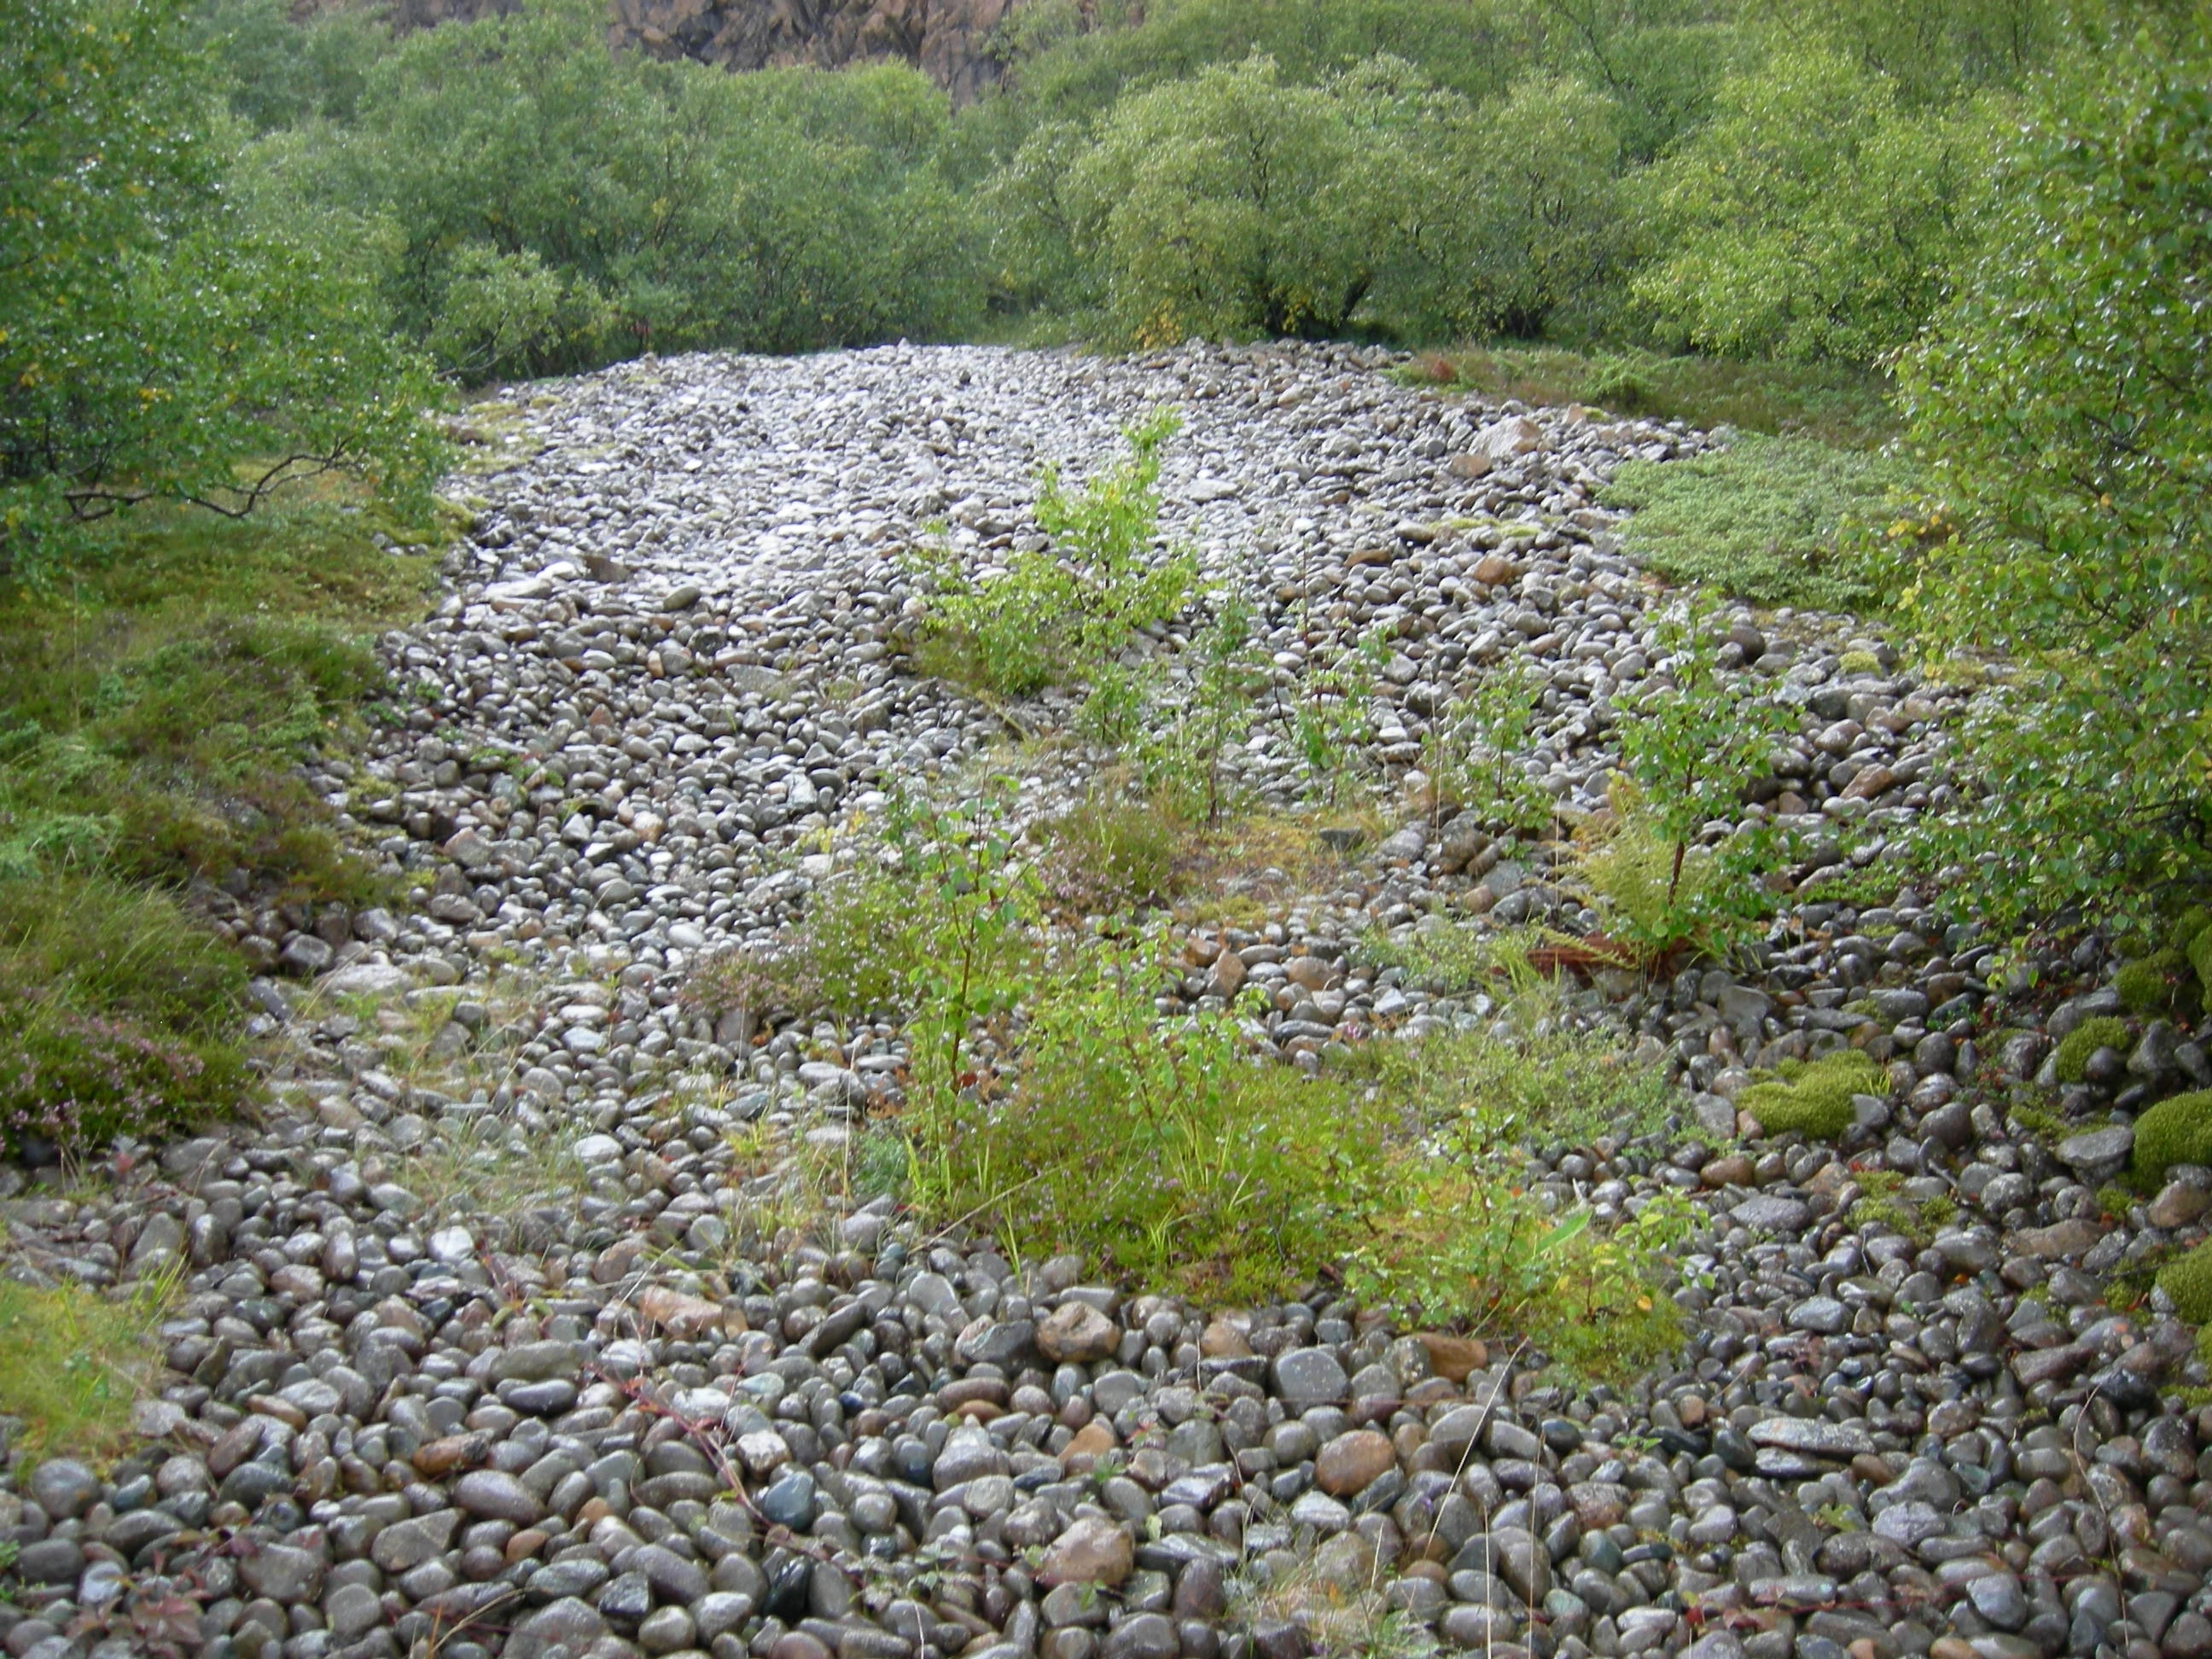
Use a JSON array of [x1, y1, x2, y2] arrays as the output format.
[[914, 413, 1196, 698]]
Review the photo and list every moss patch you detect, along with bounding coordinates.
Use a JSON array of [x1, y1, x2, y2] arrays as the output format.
[[1738, 1051, 1887, 1139], [2133, 1089, 2212, 1188], [2157, 1237, 2212, 1325], [2117, 952, 2191, 1016], [2053, 1016, 2130, 1084]]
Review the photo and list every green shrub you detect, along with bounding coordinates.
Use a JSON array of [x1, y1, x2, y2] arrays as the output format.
[[2053, 1016, 2130, 1084], [1898, 31, 2212, 937], [1631, 40, 2005, 365], [2, 0, 441, 578], [2133, 1090, 2212, 1189], [914, 413, 1196, 697], [1600, 434, 1913, 610], [2157, 1237, 2212, 1324], [1738, 1051, 1887, 1138]]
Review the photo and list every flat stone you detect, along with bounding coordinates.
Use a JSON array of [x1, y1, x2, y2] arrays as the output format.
[[1749, 1418, 1875, 1459], [1733, 1195, 1812, 1232], [454, 1468, 545, 1524], [2056, 1126, 2133, 1174], [371, 1509, 460, 1574]]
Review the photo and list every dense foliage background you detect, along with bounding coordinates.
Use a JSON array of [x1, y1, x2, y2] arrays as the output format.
[[3, 0, 2209, 946]]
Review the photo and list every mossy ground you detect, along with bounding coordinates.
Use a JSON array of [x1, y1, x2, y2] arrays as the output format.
[[1401, 347, 1897, 448], [0, 481, 442, 1151], [1738, 1051, 1887, 1139], [1598, 434, 1914, 612], [2053, 1016, 2130, 1084], [2133, 1090, 2212, 1187], [2157, 1237, 2212, 1325]]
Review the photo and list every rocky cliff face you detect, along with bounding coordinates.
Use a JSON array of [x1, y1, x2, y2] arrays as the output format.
[[381, 0, 1027, 102]]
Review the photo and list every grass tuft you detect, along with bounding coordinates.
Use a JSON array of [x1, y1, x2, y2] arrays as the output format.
[[0, 1270, 177, 1465]]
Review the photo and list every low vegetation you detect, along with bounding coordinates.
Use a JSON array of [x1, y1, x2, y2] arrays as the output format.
[[0, 489, 440, 1153], [1737, 1051, 1888, 1139], [1600, 435, 1913, 610], [686, 795, 1689, 1377], [0, 1271, 176, 1463]]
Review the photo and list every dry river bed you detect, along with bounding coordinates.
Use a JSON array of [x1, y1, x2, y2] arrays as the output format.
[[1, 342, 2209, 1659]]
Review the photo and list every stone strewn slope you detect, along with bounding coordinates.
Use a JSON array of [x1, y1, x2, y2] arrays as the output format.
[[2, 343, 2211, 1659]]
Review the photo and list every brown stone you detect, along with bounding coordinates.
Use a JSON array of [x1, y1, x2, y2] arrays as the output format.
[[637, 1284, 742, 1338], [413, 1432, 494, 1478], [1700, 1155, 1755, 1189], [1416, 1332, 1487, 1382], [1039, 1516, 1134, 1586], [1059, 1421, 1118, 1473], [2147, 1182, 2212, 1230], [1201, 1317, 1254, 1359], [2013, 1218, 2103, 1260], [1446, 453, 1493, 480], [1205, 950, 1247, 999], [1842, 765, 1897, 801], [1314, 1429, 1397, 1497], [1470, 554, 1520, 587], [1037, 1301, 1121, 1365]]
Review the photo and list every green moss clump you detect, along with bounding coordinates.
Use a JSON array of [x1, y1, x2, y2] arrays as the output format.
[[1738, 1051, 1887, 1139], [2053, 1016, 2131, 1084], [2172, 907, 2212, 954], [2190, 927, 2212, 1003], [2116, 950, 2192, 1016], [2133, 1089, 2212, 1187], [2157, 1237, 2212, 1324]]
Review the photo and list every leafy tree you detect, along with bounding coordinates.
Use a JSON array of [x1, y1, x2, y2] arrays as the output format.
[[285, 0, 983, 376], [1067, 54, 1385, 344], [1463, 72, 1624, 337], [1, 0, 439, 576], [1631, 39, 2005, 364], [1898, 29, 2212, 933]]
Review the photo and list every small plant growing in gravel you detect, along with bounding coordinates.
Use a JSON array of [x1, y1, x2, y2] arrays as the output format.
[[1076, 593, 1270, 828], [1422, 662, 1551, 836], [1591, 602, 1795, 953], [912, 412, 1196, 697], [1037, 789, 1180, 916], [2052, 1016, 2129, 1084], [1736, 1051, 1886, 1138], [1286, 627, 1389, 804]]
